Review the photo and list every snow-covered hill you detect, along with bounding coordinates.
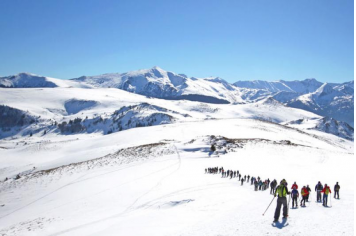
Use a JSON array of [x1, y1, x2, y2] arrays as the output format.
[[0, 87, 330, 140], [0, 118, 353, 236]]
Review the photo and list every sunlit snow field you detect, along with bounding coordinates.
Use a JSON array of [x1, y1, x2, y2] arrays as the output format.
[[0, 119, 353, 236]]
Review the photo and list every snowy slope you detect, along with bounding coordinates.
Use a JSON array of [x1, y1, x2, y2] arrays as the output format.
[[0, 118, 353, 236], [0, 87, 325, 140]]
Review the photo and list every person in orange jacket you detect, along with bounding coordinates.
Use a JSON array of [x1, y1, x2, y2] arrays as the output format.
[[321, 184, 332, 207], [291, 182, 298, 190], [300, 186, 309, 207]]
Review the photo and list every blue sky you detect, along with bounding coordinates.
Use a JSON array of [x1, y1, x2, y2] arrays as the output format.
[[0, 0, 353, 82]]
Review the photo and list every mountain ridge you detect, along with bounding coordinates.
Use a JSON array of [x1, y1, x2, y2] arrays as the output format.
[[1, 67, 353, 126]]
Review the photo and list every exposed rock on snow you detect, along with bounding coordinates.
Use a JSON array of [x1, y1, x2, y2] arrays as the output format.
[[64, 99, 99, 115], [0, 105, 37, 138], [313, 117, 354, 141], [286, 117, 354, 141], [58, 103, 189, 135]]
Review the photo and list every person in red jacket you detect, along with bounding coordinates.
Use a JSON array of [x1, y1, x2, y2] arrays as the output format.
[[300, 186, 309, 207], [321, 184, 332, 207], [291, 182, 298, 190]]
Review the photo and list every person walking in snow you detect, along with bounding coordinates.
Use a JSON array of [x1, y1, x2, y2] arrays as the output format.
[[247, 175, 250, 182], [274, 179, 290, 222], [270, 179, 277, 195], [300, 186, 309, 207], [241, 178, 244, 186], [315, 181, 323, 202], [238, 174, 241, 180], [291, 187, 299, 208], [306, 185, 311, 202], [258, 180, 263, 190], [321, 184, 332, 207], [254, 180, 258, 191], [334, 182, 340, 199]]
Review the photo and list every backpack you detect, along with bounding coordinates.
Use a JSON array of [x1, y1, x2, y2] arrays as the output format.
[[325, 188, 330, 195], [335, 185, 340, 191], [276, 185, 287, 197]]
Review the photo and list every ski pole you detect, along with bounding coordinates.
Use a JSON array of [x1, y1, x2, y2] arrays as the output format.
[[287, 194, 291, 214], [262, 196, 275, 216], [330, 194, 332, 207]]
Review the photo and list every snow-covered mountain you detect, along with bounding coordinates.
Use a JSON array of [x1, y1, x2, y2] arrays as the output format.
[[71, 66, 240, 104], [0, 73, 92, 88], [234, 78, 354, 126], [234, 78, 323, 94], [1, 67, 353, 127], [287, 82, 354, 127], [285, 116, 354, 141]]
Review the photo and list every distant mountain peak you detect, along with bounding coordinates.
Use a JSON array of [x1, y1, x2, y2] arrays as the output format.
[[151, 66, 164, 71], [16, 72, 37, 77], [260, 97, 284, 106], [314, 83, 334, 96]]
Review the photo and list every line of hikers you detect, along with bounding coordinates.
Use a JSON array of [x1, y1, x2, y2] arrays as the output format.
[[205, 167, 341, 222]]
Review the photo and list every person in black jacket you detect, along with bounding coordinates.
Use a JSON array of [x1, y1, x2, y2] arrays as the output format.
[[315, 181, 323, 202], [334, 182, 340, 199], [270, 179, 277, 195]]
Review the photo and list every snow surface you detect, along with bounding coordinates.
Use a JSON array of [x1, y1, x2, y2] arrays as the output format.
[[0, 117, 354, 236]]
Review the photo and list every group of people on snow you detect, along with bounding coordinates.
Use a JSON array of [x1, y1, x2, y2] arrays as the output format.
[[205, 167, 341, 222], [273, 179, 340, 222]]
